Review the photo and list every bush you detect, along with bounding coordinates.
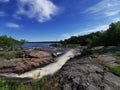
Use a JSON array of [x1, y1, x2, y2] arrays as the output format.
[[81, 48, 93, 56], [0, 78, 21, 90], [109, 66, 120, 76], [0, 53, 15, 60]]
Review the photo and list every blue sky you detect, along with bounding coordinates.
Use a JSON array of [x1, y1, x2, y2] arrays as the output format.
[[0, 0, 120, 41]]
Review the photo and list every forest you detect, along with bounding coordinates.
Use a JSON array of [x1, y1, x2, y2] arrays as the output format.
[[60, 21, 120, 47]]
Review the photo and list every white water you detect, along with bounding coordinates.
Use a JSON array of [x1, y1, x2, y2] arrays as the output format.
[[0, 49, 77, 79]]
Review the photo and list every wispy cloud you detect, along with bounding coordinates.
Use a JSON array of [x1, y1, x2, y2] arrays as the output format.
[[84, 0, 120, 17], [61, 33, 71, 39], [105, 10, 120, 16], [74, 25, 109, 36], [17, 0, 59, 23], [61, 25, 109, 40], [6, 23, 20, 28], [0, 0, 9, 3], [112, 17, 120, 22]]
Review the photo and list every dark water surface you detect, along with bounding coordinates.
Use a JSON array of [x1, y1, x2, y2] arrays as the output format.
[[22, 42, 52, 48]]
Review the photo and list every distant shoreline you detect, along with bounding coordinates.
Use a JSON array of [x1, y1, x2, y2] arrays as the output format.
[[26, 41, 57, 43]]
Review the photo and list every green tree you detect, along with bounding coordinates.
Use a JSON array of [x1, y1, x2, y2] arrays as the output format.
[[0, 35, 25, 51], [60, 21, 120, 47]]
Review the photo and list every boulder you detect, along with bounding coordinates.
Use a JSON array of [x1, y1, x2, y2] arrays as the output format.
[[31, 58, 50, 65], [28, 51, 52, 58]]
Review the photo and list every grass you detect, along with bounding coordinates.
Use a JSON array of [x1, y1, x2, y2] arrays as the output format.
[[0, 53, 15, 60], [0, 48, 24, 59], [106, 51, 120, 55], [115, 60, 120, 64], [0, 77, 20, 90], [114, 56, 120, 64], [64, 44, 80, 47], [109, 66, 120, 76], [95, 56, 120, 76], [81, 48, 93, 56], [0, 76, 58, 90], [114, 51, 120, 54]]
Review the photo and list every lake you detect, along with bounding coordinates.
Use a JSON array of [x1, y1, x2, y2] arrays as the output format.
[[22, 42, 53, 48]]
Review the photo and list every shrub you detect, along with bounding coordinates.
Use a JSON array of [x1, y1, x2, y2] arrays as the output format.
[[0, 53, 15, 60], [109, 66, 120, 76], [81, 48, 93, 56]]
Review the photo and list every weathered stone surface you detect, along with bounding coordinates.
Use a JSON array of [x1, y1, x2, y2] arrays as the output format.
[[0, 50, 52, 73], [53, 56, 120, 90], [98, 55, 119, 67], [28, 51, 52, 58]]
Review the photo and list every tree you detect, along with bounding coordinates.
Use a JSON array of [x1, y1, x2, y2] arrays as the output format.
[[60, 21, 120, 47], [0, 35, 25, 51]]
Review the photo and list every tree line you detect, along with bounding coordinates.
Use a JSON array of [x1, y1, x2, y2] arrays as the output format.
[[0, 35, 26, 51], [60, 21, 120, 47]]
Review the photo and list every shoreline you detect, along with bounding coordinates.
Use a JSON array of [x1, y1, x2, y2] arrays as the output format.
[[0, 48, 80, 80]]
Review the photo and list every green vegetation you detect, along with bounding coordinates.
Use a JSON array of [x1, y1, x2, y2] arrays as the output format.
[[109, 66, 120, 76], [0, 78, 20, 90], [0, 53, 15, 60], [63, 44, 80, 47], [114, 51, 120, 55], [0, 76, 58, 90], [81, 48, 93, 56], [60, 21, 120, 47], [0, 35, 26, 59], [0, 35, 26, 51], [114, 56, 120, 64]]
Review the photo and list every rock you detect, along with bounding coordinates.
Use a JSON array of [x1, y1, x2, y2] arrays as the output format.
[[0, 60, 16, 69], [30, 62, 40, 67], [14, 66, 25, 73], [52, 56, 120, 90], [0, 49, 53, 74], [31, 58, 45, 63], [98, 55, 119, 67], [62, 84, 72, 90], [28, 51, 52, 58]]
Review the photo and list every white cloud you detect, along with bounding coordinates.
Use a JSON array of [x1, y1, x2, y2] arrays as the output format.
[[105, 10, 120, 16], [17, 0, 59, 23], [6, 23, 20, 28], [74, 25, 109, 36], [84, 0, 120, 17], [112, 18, 120, 22], [0, 0, 9, 3], [61, 25, 109, 40], [62, 33, 70, 39]]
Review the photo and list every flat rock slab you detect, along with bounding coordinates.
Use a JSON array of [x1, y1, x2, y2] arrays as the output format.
[[98, 55, 119, 67], [53, 56, 120, 90]]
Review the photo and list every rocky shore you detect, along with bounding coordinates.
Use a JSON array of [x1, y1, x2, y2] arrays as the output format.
[[0, 48, 78, 79], [50, 56, 119, 90], [0, 46, 120, 90], [0, 47, 64, 74], [45, 46, 120, 90]]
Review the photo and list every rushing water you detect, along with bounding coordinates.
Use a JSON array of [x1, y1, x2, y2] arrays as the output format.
[[0, 49, 79, 80]]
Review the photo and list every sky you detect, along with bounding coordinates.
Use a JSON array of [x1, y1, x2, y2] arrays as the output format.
[[0, 0, 120, 41]]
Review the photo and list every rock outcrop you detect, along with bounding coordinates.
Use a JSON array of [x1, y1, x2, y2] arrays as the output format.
[[0, 51, 52, 74], [51, 56, 120, 90], [27, 51, 52, 58]]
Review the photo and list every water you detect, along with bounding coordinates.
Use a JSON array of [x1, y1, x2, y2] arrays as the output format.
[[22, 42, 52, 48], [0, 49, 76, 80]]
